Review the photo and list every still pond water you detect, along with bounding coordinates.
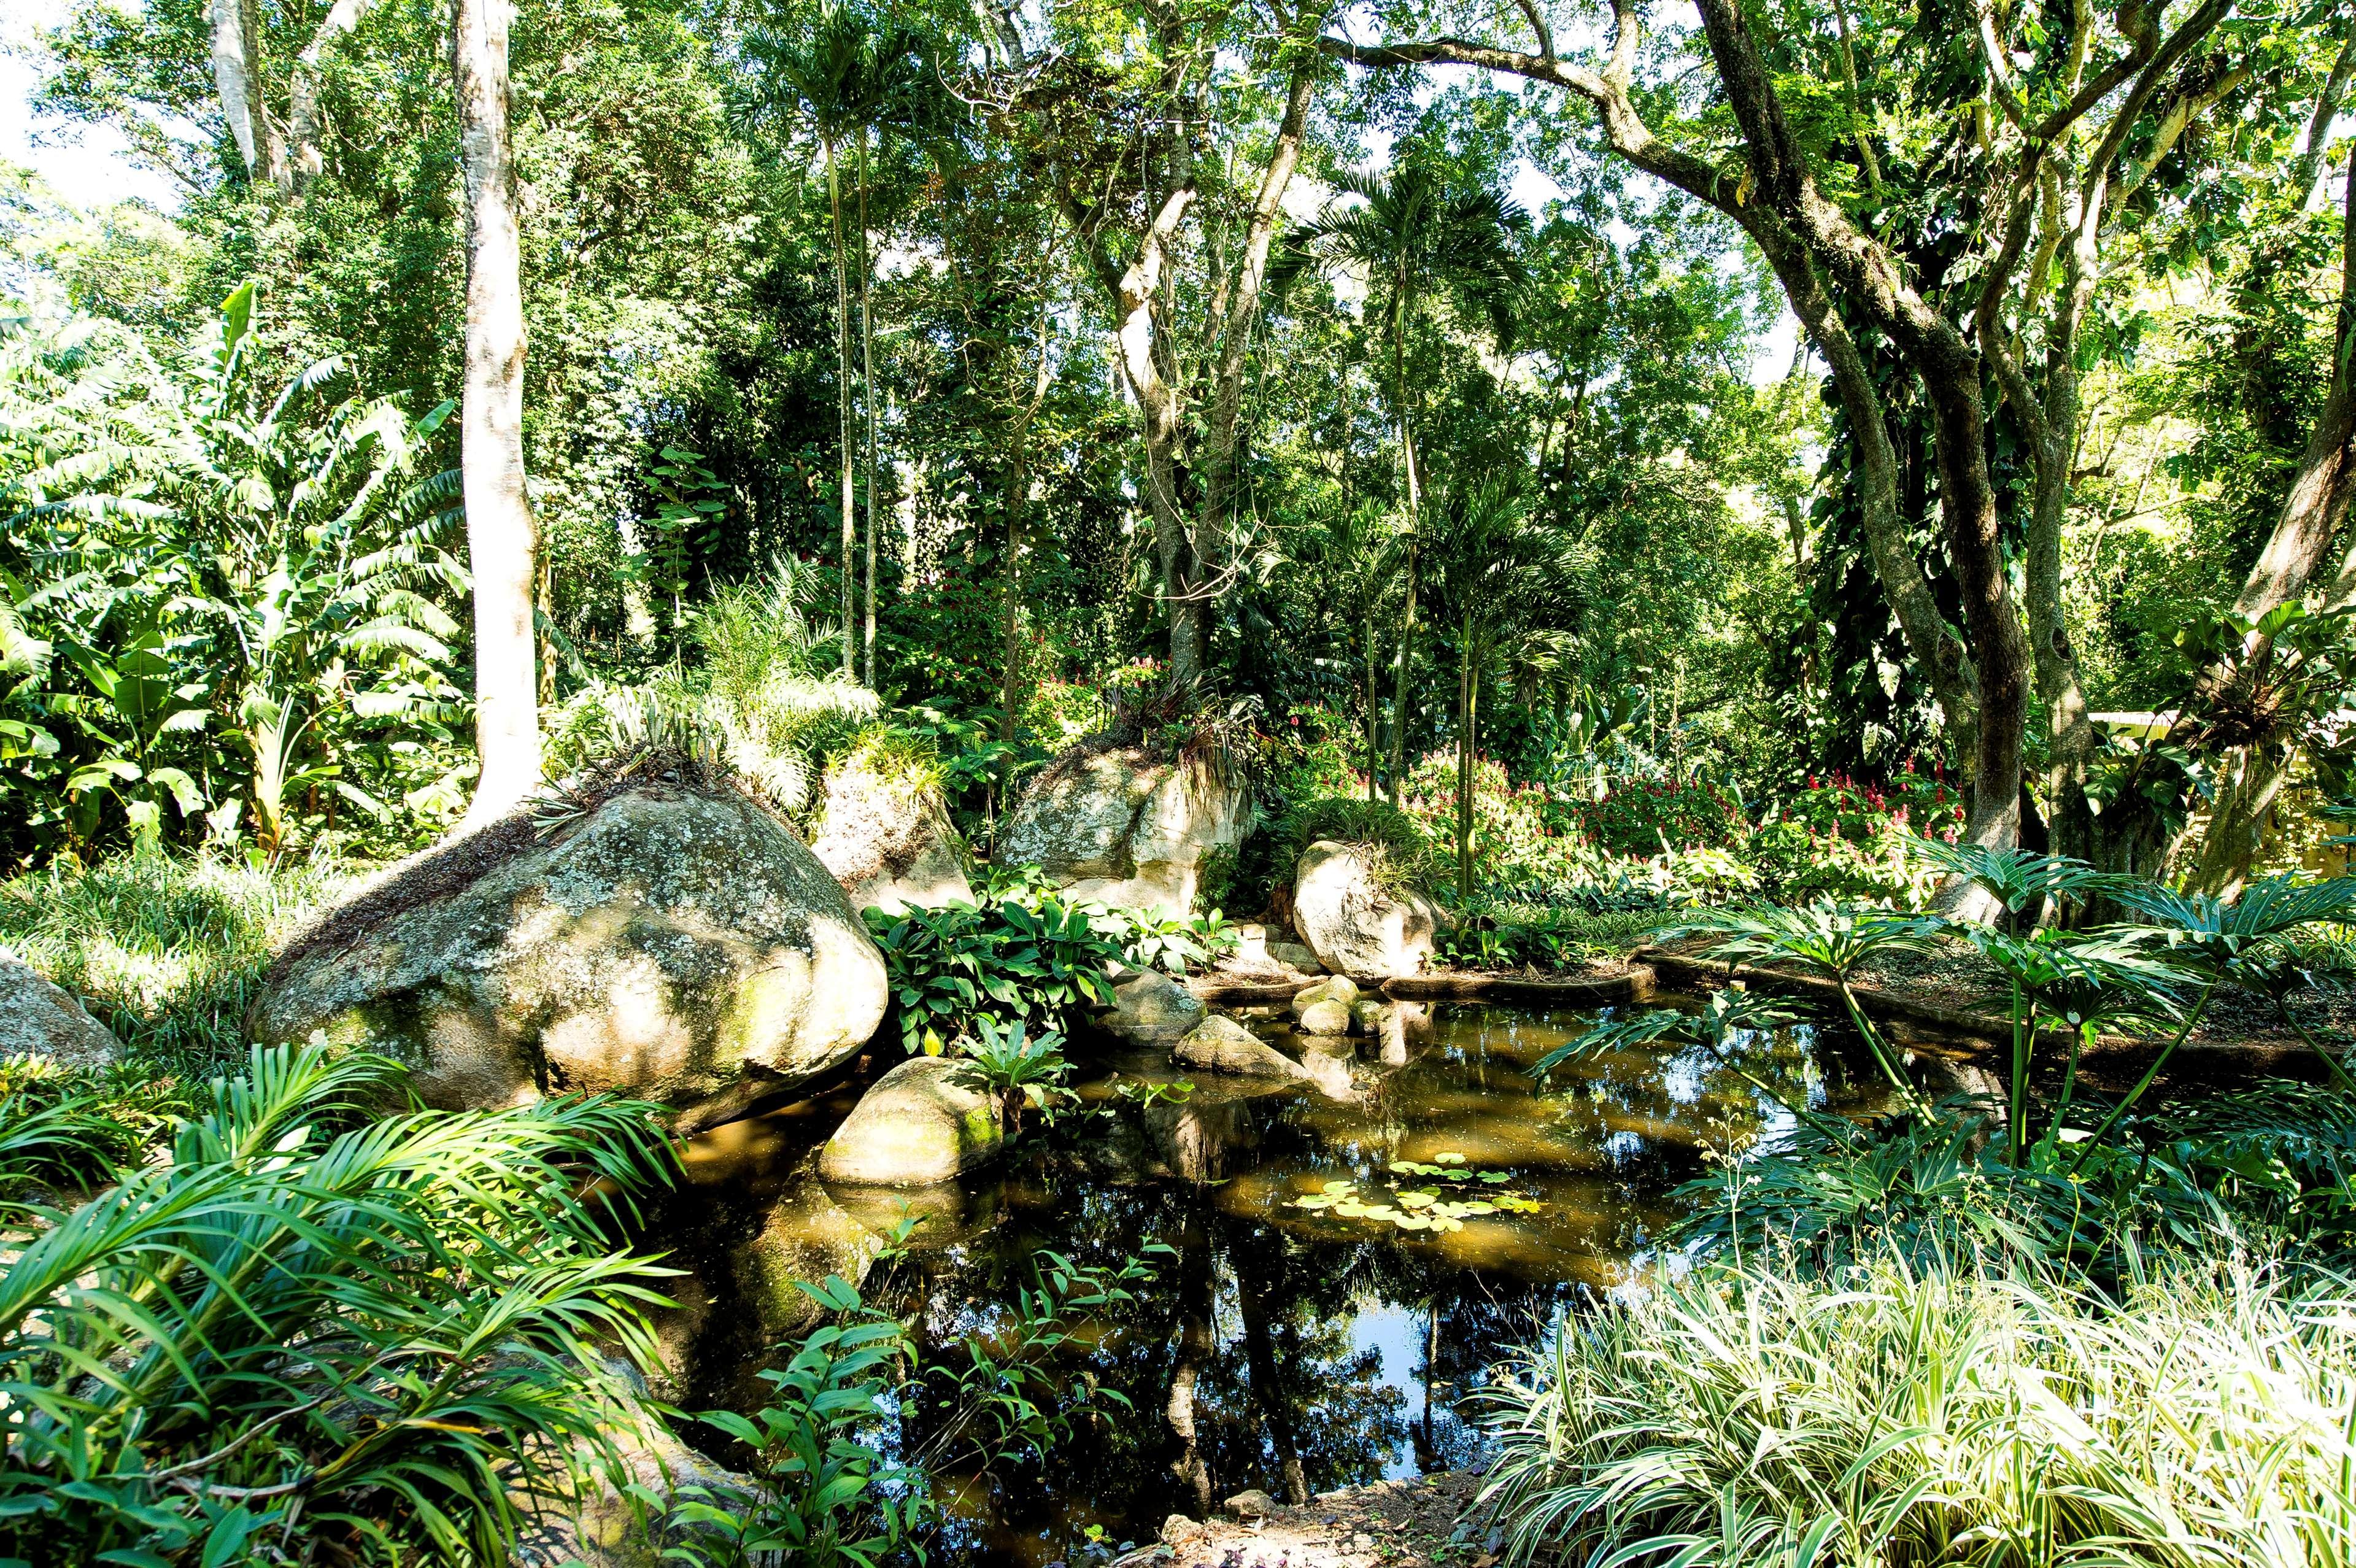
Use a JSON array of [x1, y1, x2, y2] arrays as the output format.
[[641, 1002, 1894, 1567]]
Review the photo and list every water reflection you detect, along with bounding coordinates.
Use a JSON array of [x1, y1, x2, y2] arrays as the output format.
[[643, 1002, 1891, 1567]]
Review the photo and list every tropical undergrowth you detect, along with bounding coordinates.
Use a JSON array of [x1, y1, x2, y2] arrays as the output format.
[[0, 846, 341, 1075], [1489, 848, 2356, 1567], [0, 1041, 678, 1568]]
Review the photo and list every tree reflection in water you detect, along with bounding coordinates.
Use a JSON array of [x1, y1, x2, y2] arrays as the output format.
[[647, 1002, 1888, 1567]]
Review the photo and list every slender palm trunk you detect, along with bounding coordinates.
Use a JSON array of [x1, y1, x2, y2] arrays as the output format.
[[1364, 601, 1380, 802], [1456, 620, 1476, 900], [454, 0, 539, 826], [825, 129, 855, 682], [857, 126, 880, 687], [1387, 291, 1421, 807]]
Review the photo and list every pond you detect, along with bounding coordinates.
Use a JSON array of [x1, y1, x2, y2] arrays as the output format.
[[642, 1001, 1901, 1567]]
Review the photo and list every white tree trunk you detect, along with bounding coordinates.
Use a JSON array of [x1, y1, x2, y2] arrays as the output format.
[[455, 0, 541, 826], [209, 0, 263, 177], [289, 0, 382, 188]]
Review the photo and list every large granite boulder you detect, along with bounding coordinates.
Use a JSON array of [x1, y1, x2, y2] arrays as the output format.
[[0, 953, 120, 1072], [1095, 965, 1206, 1049], [818, 1056, 1003, 1185], [995, 745, 1248, 917], [1291, 840, 1441, 981], [809, 749, 973, 915], [249, 761, 887, 1130], [1173, 1015, 1312, 1080]]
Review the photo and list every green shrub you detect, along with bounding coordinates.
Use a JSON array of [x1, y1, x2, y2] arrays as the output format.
[[863, 892, 1120, 1055], [0, 1041, 677, 1567], [0, 848, 342, 1075]]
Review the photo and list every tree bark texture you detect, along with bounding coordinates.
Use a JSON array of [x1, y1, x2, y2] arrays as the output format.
[[455, 0, 541, 825]]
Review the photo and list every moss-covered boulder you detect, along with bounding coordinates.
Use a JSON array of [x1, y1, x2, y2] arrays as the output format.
[[0, 953, 120, 1072], [818, 1056, 1004, 1185], [1292, 840, 1440, 981], [995, 746, 1248, 917], [248, 760, 886, 1129], [808, 747, 973, 916]]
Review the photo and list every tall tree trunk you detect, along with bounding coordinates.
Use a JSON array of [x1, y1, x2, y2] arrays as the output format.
[[1456, 619, 1475, 900], [1387, 299, 1421, 806], [859, 127, 880, 687], [825, 129, 857, 682], [288, 0, 380, 188], [2168, 151, 2356, 892], [1000, 432, 1025, 828], [210, 0, 287, 190], [1234, 1238, 1309, 1506], [1365, 601, 1381, 802], [455, 0, 539, 826]]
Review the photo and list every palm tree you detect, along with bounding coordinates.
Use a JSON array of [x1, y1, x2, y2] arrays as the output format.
[[747, 5, 867, 683], [1422, 478, 1585, 898], [839, 21, 943, 689], [1278, 157, 1526, 801]]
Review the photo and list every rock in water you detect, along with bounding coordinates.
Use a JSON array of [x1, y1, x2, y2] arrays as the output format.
[[1297, 998, 1353, 1037], [1173, 1014, 1311, 1079], [819, 1056, 1004, 1185], [1291, 840, 1440, 981], [1289, 975, 1360, 1018], [1096, 964, 1206, 1049], [249, 763, 886, 1128], [808, 749, 973, 915], [995, 745, 1248, 917], [0, 953, 121, 1072]]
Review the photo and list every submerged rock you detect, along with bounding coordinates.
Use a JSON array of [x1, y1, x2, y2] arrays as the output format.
[[0, 953, 120, 1072], [1291, 841, 1440, 981], [1096, 964, 1207, 1050], [818, 1056, 1004, 1185], [808, 749, 973, 915], [1174, 1015, 1311, 1079], [995, 745, 1249, 917], [248, 762, 887, 1129]]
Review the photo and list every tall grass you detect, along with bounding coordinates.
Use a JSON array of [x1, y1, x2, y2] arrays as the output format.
[[0, 1041, 678, 1566], [0, 848, 341, 1073], [1482, 1252, 2356, 1568]]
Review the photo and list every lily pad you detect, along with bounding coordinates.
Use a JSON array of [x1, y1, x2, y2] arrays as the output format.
[[1292, 1195, 1335, 1210], [1392, 1215, 1433, 1230], [1460, 1201, 1497, 1216], [1395, 1191, 1438, 1208], [1435, 1153, 1466, 1165], [1321, 1180, 1356, 1195], [1334, 1199, 1372, 1218], [1477, 1172, 1511, 1184], [1361, 1205, 1402, 1222], [1429, 1215, 1464, 1232]]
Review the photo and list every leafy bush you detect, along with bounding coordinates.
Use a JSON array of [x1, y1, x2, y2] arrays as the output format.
[[0, 847, 341, 1073], [1437, 898, 1674, 968], [1086, 904, 1240, 975], [1481, 1250, 2356, 1568], [0, 1041, 677, 1567], [863, 892, 1120, 1055]]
